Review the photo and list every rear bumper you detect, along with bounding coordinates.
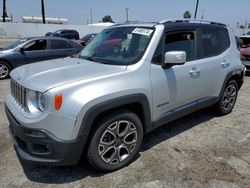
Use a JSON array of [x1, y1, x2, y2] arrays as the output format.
[[5, 105, 87, 166]]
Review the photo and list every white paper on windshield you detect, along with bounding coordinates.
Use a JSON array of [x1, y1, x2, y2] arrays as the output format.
[[132, 28, 153, 36]]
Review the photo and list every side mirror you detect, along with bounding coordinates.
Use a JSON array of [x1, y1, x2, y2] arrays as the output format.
[[162, 51, 186, 68], [19, 47, 25, 52]]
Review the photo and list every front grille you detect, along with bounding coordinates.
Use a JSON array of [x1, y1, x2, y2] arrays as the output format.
[[10, 78, 28, 111]]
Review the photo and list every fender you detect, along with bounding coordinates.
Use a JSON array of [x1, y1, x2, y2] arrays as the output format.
[[77, 93, 152, 138], [217, 67, 245, 102]]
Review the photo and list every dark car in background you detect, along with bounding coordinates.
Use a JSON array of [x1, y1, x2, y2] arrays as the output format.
[[235, 36, 243, 50], [46, 29, 80, 40], [0, 37, 83, 79], [79, 33, 97, 46]]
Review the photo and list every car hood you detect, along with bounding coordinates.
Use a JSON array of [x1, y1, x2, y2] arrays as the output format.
[[0, 49, 14, 54], [10, 57, 127, 92]]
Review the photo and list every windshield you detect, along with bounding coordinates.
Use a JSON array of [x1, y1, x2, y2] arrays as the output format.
[[81, 33, 97, 41], [1, 39, 28, 50], [79, 26, 154, 65]]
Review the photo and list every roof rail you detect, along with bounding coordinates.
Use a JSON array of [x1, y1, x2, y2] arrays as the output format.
[[159, 19, 226, 27], [112, 21, 158, 27]]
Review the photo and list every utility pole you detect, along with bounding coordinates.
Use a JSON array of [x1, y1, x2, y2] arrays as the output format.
[[3, 0, 7, 22], [201, 9, 204, 20], [90, 9, 93, 25], [125, 8, 129, 23], [41, 0, 46, 24], [194, 0, 199, 19]]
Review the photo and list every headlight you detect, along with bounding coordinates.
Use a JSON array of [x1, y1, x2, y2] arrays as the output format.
[[37, 92, 46, 112], [26, 90, 46, 114]]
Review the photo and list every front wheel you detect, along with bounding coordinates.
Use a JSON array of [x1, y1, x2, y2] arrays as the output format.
[[87, 110, 143, 172], [216, 80, 238, 115], [0, 61, 11, 80]]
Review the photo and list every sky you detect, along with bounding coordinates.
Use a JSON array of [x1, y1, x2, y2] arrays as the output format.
[[1, 0, 250, 29]]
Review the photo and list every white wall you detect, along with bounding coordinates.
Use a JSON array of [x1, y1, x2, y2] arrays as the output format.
[[0, 23, 107, 38]]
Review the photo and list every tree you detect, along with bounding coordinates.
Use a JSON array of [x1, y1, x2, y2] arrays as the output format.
[[102, 15, 114, 23], [239, 25, 245, 29], [183, 11, 191, 19]]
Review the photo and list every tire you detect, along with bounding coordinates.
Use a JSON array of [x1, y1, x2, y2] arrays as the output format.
[[216, 80, 238, 115], [87, 110, 143, 172], [0, 61, 11, 80]]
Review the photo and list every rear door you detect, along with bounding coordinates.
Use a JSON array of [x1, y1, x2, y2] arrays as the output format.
[[46, 39, 76, 59], [195, 28, 231, 103]]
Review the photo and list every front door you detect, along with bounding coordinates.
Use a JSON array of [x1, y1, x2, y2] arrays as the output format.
[[151, 29, 207, 123]]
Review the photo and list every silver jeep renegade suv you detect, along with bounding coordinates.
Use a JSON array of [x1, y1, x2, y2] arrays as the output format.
[[5, 20, 245, 172]]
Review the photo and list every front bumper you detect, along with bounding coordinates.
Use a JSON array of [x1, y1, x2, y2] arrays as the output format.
[[5, 105, 87, 166]]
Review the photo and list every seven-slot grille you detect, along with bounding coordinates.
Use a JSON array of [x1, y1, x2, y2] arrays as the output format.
[[10, 78, 27, 111]]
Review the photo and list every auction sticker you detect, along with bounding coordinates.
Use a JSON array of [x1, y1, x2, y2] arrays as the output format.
[[132, 28, 153, 36]]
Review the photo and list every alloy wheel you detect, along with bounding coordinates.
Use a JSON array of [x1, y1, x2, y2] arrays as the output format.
[[0, 63, 9, 79], [98, 120, 138, 165], [221, 83, 237, 111]]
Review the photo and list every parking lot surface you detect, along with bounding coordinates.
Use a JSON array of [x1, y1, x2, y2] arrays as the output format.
[[0, 77, 250, 188]]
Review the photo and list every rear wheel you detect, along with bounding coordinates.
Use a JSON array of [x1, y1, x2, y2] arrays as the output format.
[[0, 61, 11, 80], [87, 110, 143, 172], [216, 80, 238, 115]]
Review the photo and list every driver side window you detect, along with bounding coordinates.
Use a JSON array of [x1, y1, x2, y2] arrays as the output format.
[[152, 30, 196, 64], [165, 31, 195, 62]]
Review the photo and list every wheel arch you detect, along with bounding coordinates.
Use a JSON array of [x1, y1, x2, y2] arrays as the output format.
[[77, 94, 152, 140], [0, 58, 14, 69], [218, 68, 244, 102]]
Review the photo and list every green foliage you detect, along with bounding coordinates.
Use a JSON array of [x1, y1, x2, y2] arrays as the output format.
[[102, 15, 114, 23], [183, 11, 191, 19], [239, 25, 245, 29]]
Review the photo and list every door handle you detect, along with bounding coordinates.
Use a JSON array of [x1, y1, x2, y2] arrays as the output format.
[[221, 60, 230, 67], [189, 68, 201, 75]]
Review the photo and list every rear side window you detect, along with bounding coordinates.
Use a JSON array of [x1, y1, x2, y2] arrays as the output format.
[[198, 28, 230, 58], [70, 41, 82, 49], [49, 40, 70, 49]]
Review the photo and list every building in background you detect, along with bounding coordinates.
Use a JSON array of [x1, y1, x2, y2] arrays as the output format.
[[22, 16, 68, 24], [0, 16, 12, 22]]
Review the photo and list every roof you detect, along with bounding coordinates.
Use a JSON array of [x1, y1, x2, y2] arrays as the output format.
[[20, 36, 74, 41], [89, 22, 115, 26], [160, 19, 226, 26], [109, 19, 227, 29]]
